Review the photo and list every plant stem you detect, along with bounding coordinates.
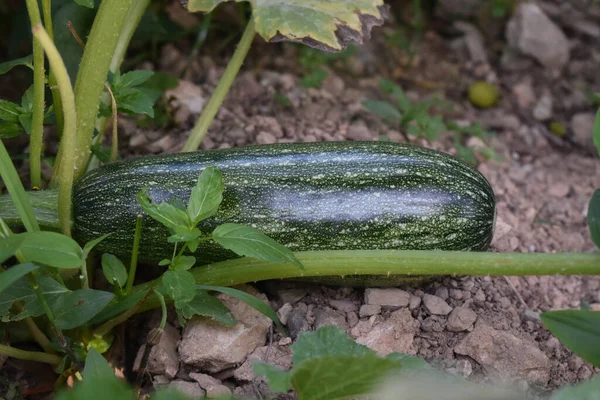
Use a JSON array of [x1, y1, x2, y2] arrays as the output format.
[[0, 344, 62, 365], [33, 25, 76, 237], [51, 0, 133, 183], [0, 141, 40, 232], [125, 215, 143, 295], [0, 189, 60, 231], [181, 18, 256, 152], [42, 0, 63, 140], [24, 316, 54, 354], [93, 288, 153, 337], [154, 290, 167, 330], [24, 0, 45, 190]]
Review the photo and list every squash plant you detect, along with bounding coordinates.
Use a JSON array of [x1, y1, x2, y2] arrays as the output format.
[[0, 0, 600, 398]]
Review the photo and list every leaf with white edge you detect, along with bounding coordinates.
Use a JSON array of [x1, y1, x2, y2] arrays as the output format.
[[137, 189, 191, 233], [170, 255, 196, 271], [101, 254, 128, 288], [187, 167, 224, 225], [0, 263, 38, 294], [0, 55, 33, 75], [0, 233, 25, 264], [179, 289, 236, 325], [589, 190, 600, 248], [252, 362, 292, 393], [0, 276, 68, 321], [52, 289, 114, 329], [162, 270, 196, 306], [550, 375, 600, 400], [212, 223, 303, 269], [0, 100, 23, 123], [198, 284, 284, 333], [19, 231, 83, 269], [187, 0, 388, 52]]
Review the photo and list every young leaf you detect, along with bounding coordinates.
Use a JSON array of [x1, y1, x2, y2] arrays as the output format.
[[101, 254, 128, 288], [161, 270, 196, 306], [0, 122, 23, 138], [179, 289, 236, 325], [292, 325, 372, 365], [187, 166, 224, 225], [19, 113, 32, 135], [550, 375, 600, 399], [252, 362, 292, 393], [0, 276, 68, 320], [20, 86, 34, 112], [0, 263, 38, 294], [0, 233, 25, 264], [52, 289, 114, 329], [0, 100, 23, 123], [198, 285, 284, 333], [593, 107, 600, 157], [588, 190, 600, 248], [170, 256, 196, 271], [0, 55, 34, 75], [167, 228, 203, 244], [118, 70, 155, 89], [83, 234, 111, 258], [116, 88, 155, 117], [19, 231, 83, 269], [212, 223, 303, 269], [362, 99, 402, 124], [379, 79, 411, 112], [137, 189, 191, 233], [83, 347, 115, 381], [300, 68, 328, 89], [541, 310, 600, 367]]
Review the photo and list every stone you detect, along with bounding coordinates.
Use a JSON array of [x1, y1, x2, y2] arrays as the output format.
[[322, 70, 345, 97], [256, 131, 277, 144], [167, 380, 205, 398], [277, 303, 293, 325], [276, 287, 307, 304], [287, 307, 310, 339], [165, 80, 206, 123], [454, 323, 551, 384], [329, 299, 358, 313], [549, 183, 570, 198], [365, 288, 410, 307], [354, 308, 419, 356], [133, 323, 180, 378], [347, 311, 359, 328], [189, 372, 232, 398], [178, 290, 272, 372], [512, 82, 536, 109], [234, 345, 292, 382], [314, 308, 348, 330], [408, 295, 421, 310], [532, 93, 553, 121], [456, 359, 473, 377], [423, 294, 453, 316], [359, 304, 382, 317], [434, 287, 449, 300], [446, 307, 478, 332], [454, 22, 488, 64], [347, 120, 374, 141], [506, 3, 570, 70], [570, 112, 596, 148]]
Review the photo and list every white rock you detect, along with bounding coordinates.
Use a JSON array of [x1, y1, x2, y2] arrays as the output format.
[[532, 93, 553, 121], [354, 308, 419, 356], [189, 372, 232, 398], [423, 294, 453, 316], [365, 288, 410, 307], [359, 304, 382, 317], [133, 323, 180, 378], [446, 307, 477, 332], [570, 112, 596, 148], [167, 380, 205, 398], [347, 120, 374, 141]]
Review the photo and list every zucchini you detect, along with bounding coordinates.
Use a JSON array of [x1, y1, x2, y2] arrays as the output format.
[[72, 142, 496, 264]]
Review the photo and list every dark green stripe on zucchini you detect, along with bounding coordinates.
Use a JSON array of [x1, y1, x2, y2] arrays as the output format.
[[72, 141, 496, 264]]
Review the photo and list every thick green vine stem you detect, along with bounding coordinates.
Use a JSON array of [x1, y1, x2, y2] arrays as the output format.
[[181, 18, 256, 152], [0, 344, 62, 365], [42, 0, 64, 140], [24, 0, 45, 189], [51, 0, 134, 184], [33, 25, 76, 236], [0, 189, 60, 231]]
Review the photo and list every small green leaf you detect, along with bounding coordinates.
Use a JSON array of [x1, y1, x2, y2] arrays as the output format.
[[90, 288, 150, 325], [83, 234, 111, 258], [300, 68, 327, 89], [252, 362, 292, 393], [179, 289, 236, 325], [118, 70, 154, 89], [379, 79, 410, 112], [19, 231, 83, 269], [0, 122, 23, 138], [292, 325, 372, 365], [550, 375, 600, 399], [212, 223, 303, 269], [167, 228, 203, 243], [21, 86, 34, 112], [0, 263, 38, 294], [73, 0, 95, 8], [541, 310, 600, 367], [589, 190, 600, 248], [197, 285, 284, 333], [83, 347, 115, 381], [158, 259, 171, 266], [137, 189, 191, 233], [18, 113, 33, 135], [170, 256, 196, 271], [187, 166, 224, 225], [52, 289, 114, 329], [594, 107, 600, 157], [162, 270, 196, 306], [0, 100, 24, 123], [0, 55, 34, 75], [167, 196, 187, 211], [0, 233, 25, 264], [116, 88, 155, 117], [0, 276, 68, 320], [362, 99, 402, 124], [101, 254, 128, 288]]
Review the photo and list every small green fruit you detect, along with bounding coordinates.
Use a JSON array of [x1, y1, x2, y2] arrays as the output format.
[[468, 82, 500, 109], [549, 121, 566, 137]]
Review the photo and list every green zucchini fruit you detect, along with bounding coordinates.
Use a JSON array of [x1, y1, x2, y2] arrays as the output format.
[[72, 142, 496, 264]]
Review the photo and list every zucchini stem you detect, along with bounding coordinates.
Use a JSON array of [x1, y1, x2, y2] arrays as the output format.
[[0, 344, 63, 365]]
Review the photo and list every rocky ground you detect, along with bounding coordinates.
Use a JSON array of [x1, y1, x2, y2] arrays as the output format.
[[114, 1, 600, 399]]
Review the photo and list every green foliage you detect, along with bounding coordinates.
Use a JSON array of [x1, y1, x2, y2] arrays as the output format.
[[0, 55, 33, 75], [588, 190, 600, 249], [0, 263, 38, 294], [594, 107, 600, 156], [300, 68, 328, 89], [0, 86, 54, 138], [18, 231, 83, 269], [101, 254, 128, 289], [52, 289, 114, 329]]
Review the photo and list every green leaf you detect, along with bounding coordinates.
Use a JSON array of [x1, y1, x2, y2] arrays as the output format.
[[300, 69, 328, 89], [101, 254, 128, 288], [550, 375, 600, 400], [292, 325, 372, 365], [379, 79, 411, 112], [83, 347, 115, 381], [0, 122, 24, 138], [252, 362, 292, 392], [0, 276, 68, 321], [150, 388, 195, 400], [18, 113, 33, 135], [179, 289, 236, 325], [198, 285, 284, 333], [212, 223, 303, 269], [162, 270, 196, 306], [0, 233, 25, 264], [0, 263, 38, 294], [362, 99, 402, 124], [118, 70, 155, 89], [116, 88, 155, 117], [137, 189, 191, 233], [73, 0, 95, 8], [0, 100, 24, 123], [187, 0, 387, 52], [21, 86, 34, 112], [167, 229, 203, 244], [0, 55, 34, 75], [170, 255, 196, 271], [82, 234, 111, 258], [19, 231, 83, 269], [594, 107, 600, 157], [90, 288, 150, 325], [542, 310, 600, 367], [187, 166, 224, 225], [589, 190, 600, 248], [52, 289, 114, 329]]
